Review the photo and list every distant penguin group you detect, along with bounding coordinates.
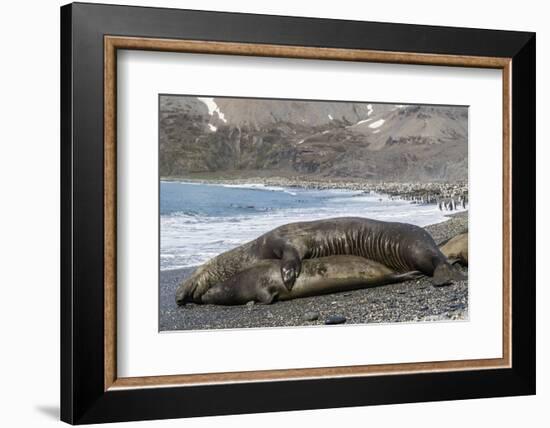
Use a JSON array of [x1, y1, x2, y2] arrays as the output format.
[[388, 193, 468, 212], [438, 196, 467, 211]]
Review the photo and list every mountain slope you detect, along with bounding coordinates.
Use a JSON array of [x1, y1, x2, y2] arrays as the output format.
[[159, 96, 467, 182]]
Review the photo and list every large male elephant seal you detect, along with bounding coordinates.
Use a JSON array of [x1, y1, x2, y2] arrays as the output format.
[[199, 256, 423, 305], [175, 217, 463, 305]]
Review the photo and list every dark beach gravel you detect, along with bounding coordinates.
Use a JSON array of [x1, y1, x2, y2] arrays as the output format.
[[159, 211, 468, 331]]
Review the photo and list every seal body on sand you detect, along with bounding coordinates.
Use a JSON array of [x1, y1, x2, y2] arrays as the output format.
[[440, 233, 468, 266], [200, 256, 422, 305], [176, 216, 462, 305]]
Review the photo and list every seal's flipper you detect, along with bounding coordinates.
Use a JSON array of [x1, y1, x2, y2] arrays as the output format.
[[432, 262, 466, 287], [280, 245, 302, 290], [256, 287, 278, 304], [201, 285, 236, 305], [260, 236, 303, 290], [392, 271, 424, 282], [281, 259, 300, 290]]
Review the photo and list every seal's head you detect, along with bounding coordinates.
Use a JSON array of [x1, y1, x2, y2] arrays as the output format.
[[175, 282, 189, 305]]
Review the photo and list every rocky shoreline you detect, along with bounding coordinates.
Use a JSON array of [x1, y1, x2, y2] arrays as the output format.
[[162, 175, 468, 211], [159, 211, 468, 331]]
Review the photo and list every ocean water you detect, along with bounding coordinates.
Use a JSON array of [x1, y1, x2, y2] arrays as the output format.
[[160, 181, 465, 271]]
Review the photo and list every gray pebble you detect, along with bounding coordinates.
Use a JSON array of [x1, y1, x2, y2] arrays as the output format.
[[325, 315, 347, 325], [304, 311, 319, 321]]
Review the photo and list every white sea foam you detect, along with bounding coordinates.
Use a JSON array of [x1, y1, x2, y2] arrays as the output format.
[[222, 183, 282, 192], [160, 185, 466, 270], [208, 123, 217, 132], [219, 183, 299, 196], [162, 181, 297, 195]]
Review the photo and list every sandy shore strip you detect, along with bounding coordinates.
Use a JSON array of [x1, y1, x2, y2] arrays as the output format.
[[159, 211, 468, 331]]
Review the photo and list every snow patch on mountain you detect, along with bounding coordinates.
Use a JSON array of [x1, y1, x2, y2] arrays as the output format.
[[369, 119, 385, 129], [198, 97, 227, 123], [367, 104, 373, 116], [355, 118, 373, 126]]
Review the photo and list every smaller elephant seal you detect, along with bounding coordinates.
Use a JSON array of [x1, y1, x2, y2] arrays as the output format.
[[200, 256, 422, 305], [440, 233, 468, 266], [176, 217, 464, 305]]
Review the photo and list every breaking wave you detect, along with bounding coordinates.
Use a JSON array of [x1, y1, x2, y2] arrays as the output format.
[[160, 181, 465, 270]]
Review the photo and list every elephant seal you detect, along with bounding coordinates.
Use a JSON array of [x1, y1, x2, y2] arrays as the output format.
[[440, 232, 468, 266], [200, 256, 423, 305], [175, 217, 463, 305]]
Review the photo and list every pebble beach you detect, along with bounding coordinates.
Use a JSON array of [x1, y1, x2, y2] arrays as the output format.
[[159, 211, 468, 332]]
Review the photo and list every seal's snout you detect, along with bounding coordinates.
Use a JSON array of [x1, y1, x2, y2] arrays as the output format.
[[175, 283, 189, 306], [175, 288, 185, 306], [432, 262, 465, 287]]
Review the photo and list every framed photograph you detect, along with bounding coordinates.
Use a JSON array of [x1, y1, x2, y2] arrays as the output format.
[[60, 2, 535, 424]]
